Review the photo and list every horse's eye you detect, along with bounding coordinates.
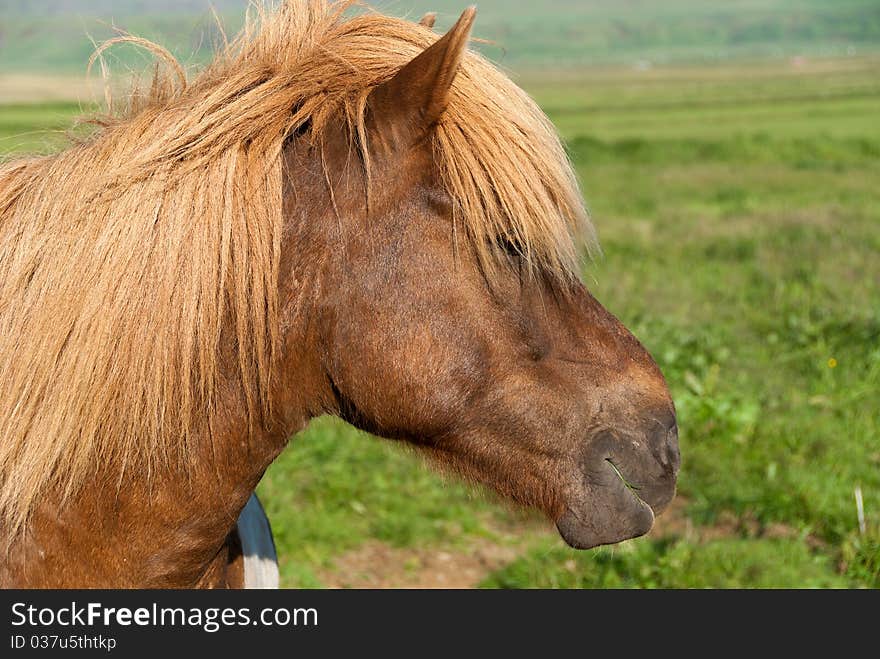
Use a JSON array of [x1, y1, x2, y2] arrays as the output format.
[[497, 235, 525, 260], [286, 119, 311, 144]]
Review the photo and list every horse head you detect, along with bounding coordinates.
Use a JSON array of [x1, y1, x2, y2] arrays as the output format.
[[276, 8, 679, 549]]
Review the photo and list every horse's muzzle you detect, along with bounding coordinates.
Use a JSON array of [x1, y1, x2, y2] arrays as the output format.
[[555, 417, 679, 550]]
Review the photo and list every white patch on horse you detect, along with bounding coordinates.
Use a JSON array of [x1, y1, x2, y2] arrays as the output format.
[[236, 493, 279, 589]]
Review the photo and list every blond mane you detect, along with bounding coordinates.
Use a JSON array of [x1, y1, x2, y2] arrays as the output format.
[[0, 0, 592, 536]]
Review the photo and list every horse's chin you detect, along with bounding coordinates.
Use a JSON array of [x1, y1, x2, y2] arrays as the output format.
[[555, 494, 655, 550]]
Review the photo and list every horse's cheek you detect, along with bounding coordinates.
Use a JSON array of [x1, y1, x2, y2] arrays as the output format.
[[334, 312, 489, 437]]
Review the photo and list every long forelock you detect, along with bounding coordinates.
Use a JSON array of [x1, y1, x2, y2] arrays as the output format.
[[0, 0, 592, 538]]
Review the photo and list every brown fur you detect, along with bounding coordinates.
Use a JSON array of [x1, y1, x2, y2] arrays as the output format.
[[0, 0, 591, 541], [0, 2, 677, 587]]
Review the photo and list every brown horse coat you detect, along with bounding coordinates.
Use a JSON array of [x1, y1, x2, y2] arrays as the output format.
[[0, 1, 677, 587]]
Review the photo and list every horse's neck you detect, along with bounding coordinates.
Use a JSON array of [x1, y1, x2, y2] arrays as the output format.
[[3, 419, 289, 588], [3, 206, 317, 587]]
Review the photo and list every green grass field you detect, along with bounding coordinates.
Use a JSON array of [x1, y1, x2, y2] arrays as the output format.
[[1, 55, 878, 588], [3, 0, 880, 72]]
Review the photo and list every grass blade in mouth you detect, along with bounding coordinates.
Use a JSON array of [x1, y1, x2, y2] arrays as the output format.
[[606, 459, 642, 493]]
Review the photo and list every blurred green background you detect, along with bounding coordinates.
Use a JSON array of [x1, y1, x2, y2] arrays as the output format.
[[1, 1, 878, 588], [2, 0, 880, 71]]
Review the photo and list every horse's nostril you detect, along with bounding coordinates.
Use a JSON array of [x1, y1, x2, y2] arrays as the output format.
[[664, 423, 681, 473], [649, 415, 680, 473]]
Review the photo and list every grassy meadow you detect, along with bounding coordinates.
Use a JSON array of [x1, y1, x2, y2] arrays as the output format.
[[3, 1, 880, 72], [1, 54, 878, 588]]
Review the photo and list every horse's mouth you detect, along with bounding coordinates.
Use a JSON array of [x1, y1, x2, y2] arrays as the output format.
[[605, 458, 647, 504], [554, 439, 676, 550]]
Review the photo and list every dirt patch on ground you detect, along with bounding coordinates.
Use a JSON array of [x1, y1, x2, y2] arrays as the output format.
[[320, 513, 552, 589], [648, 495, 694, 539], [320, 538, 522, 589], [649, 496, 749, 542]]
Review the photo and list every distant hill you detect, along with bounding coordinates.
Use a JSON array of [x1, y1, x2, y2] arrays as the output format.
[[1, 0, 879, 73], [0, 1, 246, 14]]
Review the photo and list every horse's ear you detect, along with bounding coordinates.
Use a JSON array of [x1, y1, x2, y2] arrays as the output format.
[[419, 12, 437, 28], [368, 7, 475, 148]]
